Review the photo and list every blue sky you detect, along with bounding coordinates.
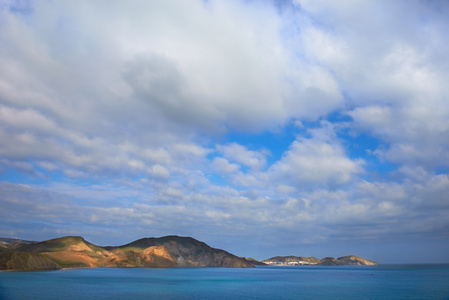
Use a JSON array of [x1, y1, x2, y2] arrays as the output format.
[[1, 0, 449, 263]]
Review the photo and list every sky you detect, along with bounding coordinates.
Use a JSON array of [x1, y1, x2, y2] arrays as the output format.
[[0, 0, 448, 264]]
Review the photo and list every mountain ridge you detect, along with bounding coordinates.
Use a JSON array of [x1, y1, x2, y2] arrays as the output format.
[[0, 235, 253, 271], [0, 236, 378, 271]]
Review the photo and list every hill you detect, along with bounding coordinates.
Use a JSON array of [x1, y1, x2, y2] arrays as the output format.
[[0, 236, 378, 271], [0, 238, 37, 250], [263, 255, 377, 266], [117, 235, 251, 267], [0, 235, 253, 271], [318, 255, 378, 266]]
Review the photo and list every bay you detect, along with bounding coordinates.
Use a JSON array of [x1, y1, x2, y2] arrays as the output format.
[[1, 264, 448, 299]]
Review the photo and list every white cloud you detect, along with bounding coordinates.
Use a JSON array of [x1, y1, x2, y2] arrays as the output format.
[[150, 164, 170, 180], [216, 143, 267, 170], [2, 167, 449, 256], [1, 0, 449, 262], [210, 157, 240, 174], [0, 0, 347, 184], [269, 122, 364, 188], [296, 0, 449, 172], [0, 105, 55, 133]]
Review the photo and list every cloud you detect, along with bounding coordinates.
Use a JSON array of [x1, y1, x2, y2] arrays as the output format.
[[2, 167, 449, 259], [1, 0, 449, 262], [348, 101, 449, 169], [270, 139, 362, 186], [211, 157, 240, 174], [269, 122, 364, 188], [298, 0, 449, 172], [0, 0, 347, 182], [216, 143, 267, 170]]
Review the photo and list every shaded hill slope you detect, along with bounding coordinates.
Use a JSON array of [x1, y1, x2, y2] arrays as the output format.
[[118, 235, 251, 267]]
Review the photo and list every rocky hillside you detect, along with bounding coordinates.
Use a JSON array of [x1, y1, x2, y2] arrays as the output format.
[[0, 238, 37, 250], [0, 236, 253, 271], [117, 235, 252, 268], [0, 236, 378, 271], [263, 255, 377, 266], [318, 255, 378, 266], [0, 251, 60, 271]]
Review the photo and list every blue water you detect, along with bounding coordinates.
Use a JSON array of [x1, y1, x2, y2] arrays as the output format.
[[1, 265, 448, 299]]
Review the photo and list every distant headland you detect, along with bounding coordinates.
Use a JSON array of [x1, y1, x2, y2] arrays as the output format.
[[262, 255, 378, 266], [0, 236, 377, 271]]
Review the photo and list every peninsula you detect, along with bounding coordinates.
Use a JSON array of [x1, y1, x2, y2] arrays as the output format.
[[263, 255, 378, 266]]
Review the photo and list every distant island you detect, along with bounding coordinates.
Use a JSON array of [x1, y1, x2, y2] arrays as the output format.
[[0, 236, 377, 271]]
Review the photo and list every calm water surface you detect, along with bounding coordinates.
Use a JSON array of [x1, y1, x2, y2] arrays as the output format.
[[1, 264, 448, 299]]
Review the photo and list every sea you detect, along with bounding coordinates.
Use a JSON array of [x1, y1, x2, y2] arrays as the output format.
[[1, 264, 448, 299]]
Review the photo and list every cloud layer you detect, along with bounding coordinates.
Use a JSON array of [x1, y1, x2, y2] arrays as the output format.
[[0, 0, 448, 263]]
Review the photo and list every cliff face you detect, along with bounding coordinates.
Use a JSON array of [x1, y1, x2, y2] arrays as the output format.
[[0, 235, 253, 271]]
